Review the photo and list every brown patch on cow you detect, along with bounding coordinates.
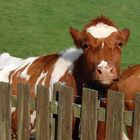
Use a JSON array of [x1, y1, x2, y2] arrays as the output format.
[[110, 64, 140, 140], [9, 54, 59, 96], [117, 65, 140, 110], [84, 16, 118, 30]]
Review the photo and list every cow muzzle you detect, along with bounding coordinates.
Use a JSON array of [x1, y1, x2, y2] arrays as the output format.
[[95, 60, 118, 85]]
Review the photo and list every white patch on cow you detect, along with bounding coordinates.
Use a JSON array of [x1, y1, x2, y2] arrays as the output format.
[[20, 57, 38, 81], [122, 132, 129, 140], [30, 110, 36, 132], [9, 57, 38, 83], [30, 111, 36, 125], [41, 73, 48, 86], [34, 71, 48, 95], [0, 68, 15, 83], [101, 42, 105, 48], [101, 80, 112, 85], [87, 23, 118, 39], [97, 60, 108, 69], [11, 107, 16, 113], [0, 53, 23, 82], [50, 48, 83, 100], [0, 52, 10, 57], [0, 52, 22, 68]]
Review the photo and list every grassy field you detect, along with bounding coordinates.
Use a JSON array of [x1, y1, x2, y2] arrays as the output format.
[[0, 0, 140, 68]]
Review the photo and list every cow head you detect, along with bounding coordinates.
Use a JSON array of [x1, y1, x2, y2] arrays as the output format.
[[70, 16, 130, 85]]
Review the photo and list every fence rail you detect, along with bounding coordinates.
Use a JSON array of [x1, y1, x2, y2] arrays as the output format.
[[0, 82, 138, 140]]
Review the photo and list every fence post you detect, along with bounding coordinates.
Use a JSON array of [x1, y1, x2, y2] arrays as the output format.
[[17, 83, 30, 140], [57, 85, 73, 140], [36, 85, 50, 140], [51, 83, 61, 140], [106, 90, 124, 140], [0, 82, 11, 140], [133, 93, 140, 140], [81, 88, 98, 140]]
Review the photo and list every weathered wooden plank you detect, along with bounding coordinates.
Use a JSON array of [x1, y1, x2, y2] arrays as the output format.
[[57, 85, 73, 140], [53, 83, 62, 99], [73, 103, 81, 118], [81, 88, 98, 140], [17, 84, 30, 140], [30, 96, 35, 110], [50, 100, 58, 115], [98, 107, 106, 122], [3, 83, 11, 140], [124, 111, 133, 127], [51, 83, 61, 140], [36, 85, 50, 140], [106, 90, 124, 140], [0, 82, 11, 140], [11, 95, 17, 108], [133, 93, 140, 140]]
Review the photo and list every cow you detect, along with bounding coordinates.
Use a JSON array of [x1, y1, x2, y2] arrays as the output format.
[[97, 64, 140, 140], [0, 16, 130, 139], [116, 64, 140, 140]]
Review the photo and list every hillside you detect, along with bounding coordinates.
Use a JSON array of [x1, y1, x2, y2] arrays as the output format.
[[0, 0, 140, 67]]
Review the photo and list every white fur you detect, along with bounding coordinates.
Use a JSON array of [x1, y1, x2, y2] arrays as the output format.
[[50, 48, 83, 99], [122, 132, 129, 140], [0, 67, 15, 82], [0, 53, 38, 83], [20, 57, 38, 81], [35, 71, 48, 95], [0, 53, 22, 68], [97, 60, 108, 69], [30, 110, 36, 132], [50, 48, 83, 85], [102, 42, 105, 48], [40, 72, 48, 86], [9, 57, 38, 83], [0, 53, 23, 82], [11, 107, 16, 113], [30, 111, 36, 125], [87, 23, 118, 39]]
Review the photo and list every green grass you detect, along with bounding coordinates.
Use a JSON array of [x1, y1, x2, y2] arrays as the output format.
[[0, 0, 140, 68]]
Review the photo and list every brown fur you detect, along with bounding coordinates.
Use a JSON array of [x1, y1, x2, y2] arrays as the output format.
[[84, 16, 118, 30]]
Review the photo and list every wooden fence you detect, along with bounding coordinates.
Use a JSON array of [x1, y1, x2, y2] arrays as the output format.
[[0, 82, 139, 140]]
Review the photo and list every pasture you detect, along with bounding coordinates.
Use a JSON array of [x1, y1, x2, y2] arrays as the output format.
[[0, 0, 140, 68]]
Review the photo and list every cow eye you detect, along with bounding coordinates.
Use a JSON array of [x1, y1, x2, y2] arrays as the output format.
[[82, 43, 88, 49], [118, 42, 123, 47]]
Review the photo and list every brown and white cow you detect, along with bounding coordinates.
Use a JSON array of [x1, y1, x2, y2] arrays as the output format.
[[0, 16, 130, 139], [116, 65, 140, 140], [97, 64, 140, 140]]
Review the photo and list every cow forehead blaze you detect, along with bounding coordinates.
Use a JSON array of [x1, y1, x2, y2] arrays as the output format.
[[86, 23, 118, 39]]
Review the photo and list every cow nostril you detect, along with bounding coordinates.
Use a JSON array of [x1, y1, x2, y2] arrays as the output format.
[[110, 68, 115, 74], [97, 68, 102, 74]]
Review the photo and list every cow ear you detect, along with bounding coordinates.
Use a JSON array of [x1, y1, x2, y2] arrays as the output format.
[[69, 27, 83, 48], [121, 28, 130, 43]]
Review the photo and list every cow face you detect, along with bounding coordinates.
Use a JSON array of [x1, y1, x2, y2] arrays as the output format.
[[69, 17, 130, 85]]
